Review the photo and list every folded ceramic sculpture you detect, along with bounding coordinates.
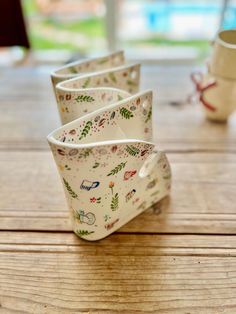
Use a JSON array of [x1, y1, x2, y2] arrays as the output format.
[[48, 52, 171, 241]]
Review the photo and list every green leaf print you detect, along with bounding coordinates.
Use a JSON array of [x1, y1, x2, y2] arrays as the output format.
[[63, 178, 78, 199], [69, 66, 77, 74], [79, 121, 93, 140], [117, 95, 123, 101], [107, 162, 127, 176], [120, 107, 134, 119], [145, 108, 152, 123], [75, 229, 94, 237], [126, 79, 137, 86], [78, 149, 93, 159], [163, 174, 171, 180], [75, 95, 95, 103], [111, 193, 119, 211], [97, 57, 108, 64], [108, 72, 117, 83], [82, 77, 91, 88], [93, 162, 100, 168], [126, 145, 140, 156]]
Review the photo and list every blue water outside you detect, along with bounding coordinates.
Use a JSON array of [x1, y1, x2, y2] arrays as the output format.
[[144, 1, 236, 33]]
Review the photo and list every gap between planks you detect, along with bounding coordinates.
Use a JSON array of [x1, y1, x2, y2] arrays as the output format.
[[0, 232, 236, 257]]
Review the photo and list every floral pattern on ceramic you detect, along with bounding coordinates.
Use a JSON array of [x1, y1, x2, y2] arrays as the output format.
[[48, 91, 171, 241], [55, 63, 140, 124], [48, 52, 171, 241], [56, 88, 130, 125], [54, 91, 153, 144], [51, 51, 125, 88]]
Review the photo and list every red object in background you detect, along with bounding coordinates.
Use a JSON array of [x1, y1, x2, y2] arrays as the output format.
[[0, 0, 30, 48], [191, 72, 217, 112]]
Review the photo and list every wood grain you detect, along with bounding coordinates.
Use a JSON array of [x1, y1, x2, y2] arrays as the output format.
[[1, 151, 236, 233], [0, 232, 236, 314]]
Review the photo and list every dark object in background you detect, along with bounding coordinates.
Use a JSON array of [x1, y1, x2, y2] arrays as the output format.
[[0, 0, 30, 48]]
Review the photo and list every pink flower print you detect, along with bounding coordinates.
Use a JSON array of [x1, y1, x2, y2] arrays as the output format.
[[90, 197, 97, 203]]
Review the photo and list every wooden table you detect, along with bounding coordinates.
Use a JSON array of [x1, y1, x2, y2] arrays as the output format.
[[1, 64, 236, 313]]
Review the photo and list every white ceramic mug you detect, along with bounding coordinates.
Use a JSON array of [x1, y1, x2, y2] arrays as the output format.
[[210, 29, 236, 80], [191, 71, 236, 121]]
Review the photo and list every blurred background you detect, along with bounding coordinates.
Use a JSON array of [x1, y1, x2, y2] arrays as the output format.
[[1, 0, 236, 66]]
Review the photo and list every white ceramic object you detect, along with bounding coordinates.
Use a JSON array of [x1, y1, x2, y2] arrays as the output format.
[[55, 63, 140, 124], [191, 29, 236, 122], [210, 29, 236, 80], [191, 71, 236, 122], [48, 52, 171, 241], [51, 51, 125, 89]]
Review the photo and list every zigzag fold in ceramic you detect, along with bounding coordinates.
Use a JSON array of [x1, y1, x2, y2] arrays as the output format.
[[48, 51, 171, 240], [48, 91, 171, 241], [51, 51, 125, 87], [55, 63, 140, 124]]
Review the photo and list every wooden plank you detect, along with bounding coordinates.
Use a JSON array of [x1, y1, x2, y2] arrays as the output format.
[[1, 231, 236, 250], [0, 232, 236, 313], [0, 66, 236, 151], [1, 151, 236, 233]]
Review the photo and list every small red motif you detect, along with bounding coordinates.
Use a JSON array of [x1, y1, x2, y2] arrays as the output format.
[[69, 129, 76, 135], [124, 170, 137, 181], [57, 149, 66, 156], [98, 118, 106, 127], [105, 218, 119, 230], [191, 72, 217, 112], [111, 145, 118, 153], [141, 150, 148, 156]]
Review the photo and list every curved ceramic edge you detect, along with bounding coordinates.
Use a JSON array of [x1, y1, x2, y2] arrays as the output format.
[[48, 134, 154, 150], [53, 63, 141, 124], [210, 29, 236, 80], [216, 29, 236, 50], [47, 89, 153, 145], [51, 50, 125, 79], [54, 87, 131, 125], [56, 63, 141, 91]]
